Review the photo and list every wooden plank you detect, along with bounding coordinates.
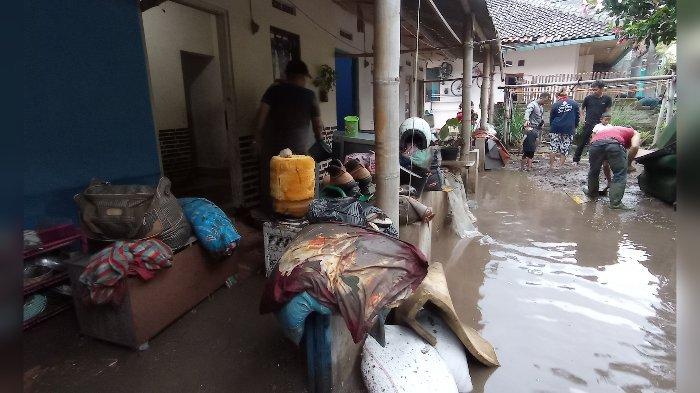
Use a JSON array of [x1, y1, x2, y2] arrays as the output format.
[[395, 263, 500, 367]]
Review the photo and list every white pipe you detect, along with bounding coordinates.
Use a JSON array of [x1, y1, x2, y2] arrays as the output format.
[[653, 80, 669, 146], [411, 0, 421, 118], [374, 0, 401, 228], [488, 62, 495, 123], [501, 74, 674, 89], [665, 73, 675, 126]]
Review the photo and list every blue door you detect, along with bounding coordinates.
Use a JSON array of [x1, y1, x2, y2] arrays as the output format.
[[335, 56, 358, 130]]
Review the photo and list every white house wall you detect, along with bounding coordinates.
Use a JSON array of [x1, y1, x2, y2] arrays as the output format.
[[425, 44, 584, 129], [494, 44, 581, 104], [142, 2, 218, 131], [143, 0, 425, 139], [577, 54, 595, 74], [143, 2, 228, 169]]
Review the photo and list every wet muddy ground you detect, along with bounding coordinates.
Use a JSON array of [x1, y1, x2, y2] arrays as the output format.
[[442, 168, 676, 392], [505, 151, 647, 205]]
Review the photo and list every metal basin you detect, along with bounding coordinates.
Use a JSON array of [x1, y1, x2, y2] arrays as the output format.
[[29, 256, 67, 271], [23, 264, 54, 286]]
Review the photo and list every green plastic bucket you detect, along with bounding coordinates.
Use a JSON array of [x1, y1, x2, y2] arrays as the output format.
[[344, 116, 359, 137]]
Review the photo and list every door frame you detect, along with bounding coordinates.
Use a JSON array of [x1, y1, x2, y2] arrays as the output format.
[[141, 0, 243, 207]]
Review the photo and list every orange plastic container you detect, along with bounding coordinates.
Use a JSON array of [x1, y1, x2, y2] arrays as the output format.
[[270, 154, 316, 217]]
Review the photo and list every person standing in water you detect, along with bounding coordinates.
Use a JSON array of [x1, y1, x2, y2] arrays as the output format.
[[583, 125, 641, 209]]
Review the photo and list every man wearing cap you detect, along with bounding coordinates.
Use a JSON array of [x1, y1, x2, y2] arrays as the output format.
[[255, 59, 324, 212]]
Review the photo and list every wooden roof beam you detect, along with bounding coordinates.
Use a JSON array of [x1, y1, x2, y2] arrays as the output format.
[[426, 0, 462, 45]]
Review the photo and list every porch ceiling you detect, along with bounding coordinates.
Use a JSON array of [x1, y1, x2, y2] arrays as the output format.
[[579, 39, 630, 67], [333, 0, 501, 64]]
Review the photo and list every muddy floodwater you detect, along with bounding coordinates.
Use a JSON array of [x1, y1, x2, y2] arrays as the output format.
[[439, 170, 676, 392]]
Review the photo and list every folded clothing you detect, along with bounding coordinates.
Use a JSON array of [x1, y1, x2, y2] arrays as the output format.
[[79, 239, 173, 305], [179, 198, 241, 256], [306, 197, 398, 237], [261, 223, 428, 343]]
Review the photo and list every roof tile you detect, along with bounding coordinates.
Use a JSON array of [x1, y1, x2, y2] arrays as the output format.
[[487, 0, 613, 45]]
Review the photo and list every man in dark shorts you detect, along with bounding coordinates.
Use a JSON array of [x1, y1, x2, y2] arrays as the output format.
[[521, 126, 538, 171], [255, 59, 324, 211], [573, 80, 613, 164], [549, 89, 579, 169], [583, 126, 641, 209]]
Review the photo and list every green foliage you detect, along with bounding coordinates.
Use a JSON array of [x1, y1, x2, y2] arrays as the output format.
[[493, 104, 525, 147], [639, 130, 654, 147], [313, 64, 336, 92], [439, 117, 462, 147], [598, 0, 676, 46], [573, 103, 658, 148], [653, 42, 677, 75], [609, 104, 655, 146]]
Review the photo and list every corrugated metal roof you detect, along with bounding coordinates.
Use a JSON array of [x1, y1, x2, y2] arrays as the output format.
[[486, 0, 613, 45]]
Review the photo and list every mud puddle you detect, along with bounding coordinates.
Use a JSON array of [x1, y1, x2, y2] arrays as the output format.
[[440, 169, 676, 392]]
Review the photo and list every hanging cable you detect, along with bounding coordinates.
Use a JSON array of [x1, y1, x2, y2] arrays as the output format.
[[413, 0, 421, 89], [408, 0, 422, 195]]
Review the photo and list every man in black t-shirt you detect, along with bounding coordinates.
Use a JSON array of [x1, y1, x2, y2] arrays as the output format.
[[255, 59, 324, 212], [573, 80, 612, 163], [255, 59, 323, 155]]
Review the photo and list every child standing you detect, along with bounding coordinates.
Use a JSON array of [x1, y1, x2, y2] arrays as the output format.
[[592, 112, 613, 135], [521, 126, 538, 171]]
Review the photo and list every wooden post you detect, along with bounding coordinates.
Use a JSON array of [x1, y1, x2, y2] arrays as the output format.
[[460, 14, 474, 161], [373, 0, 401, 228], [488, 61, 495, 124], [504, 90, 511, 147], [479, 45, 492, 129]]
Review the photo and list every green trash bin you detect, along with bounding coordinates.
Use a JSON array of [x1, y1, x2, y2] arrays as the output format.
[[344, 115, 359, 137]]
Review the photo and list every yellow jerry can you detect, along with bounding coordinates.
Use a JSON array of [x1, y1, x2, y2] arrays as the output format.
[[269, 154, 316, 217]]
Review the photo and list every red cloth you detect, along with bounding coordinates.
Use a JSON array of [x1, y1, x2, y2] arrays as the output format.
[[473, 129, 511, 165], [79, 239, 173, 305], [591, 126, 636, 148]]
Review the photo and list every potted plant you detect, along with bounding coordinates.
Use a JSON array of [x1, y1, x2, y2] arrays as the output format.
[[313, 64, 336, 102], [438, 117, 462, 161]]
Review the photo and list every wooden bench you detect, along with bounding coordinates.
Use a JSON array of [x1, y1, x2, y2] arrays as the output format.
[[66, 241, 245, 350]]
